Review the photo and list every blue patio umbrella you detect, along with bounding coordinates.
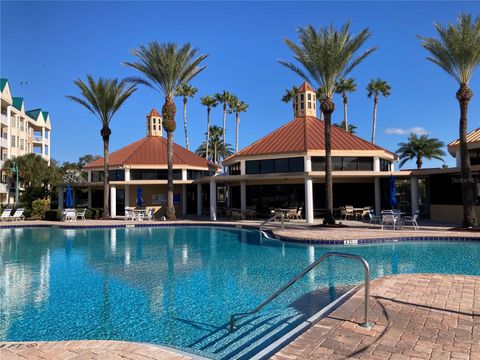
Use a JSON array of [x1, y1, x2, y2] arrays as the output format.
[[65, 184, 74, 208], [136, 186, 144, 207], [389, 175, 398, 208]]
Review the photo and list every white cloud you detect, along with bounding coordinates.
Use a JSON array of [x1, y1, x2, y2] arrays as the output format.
[[385, 127, 429, 136]]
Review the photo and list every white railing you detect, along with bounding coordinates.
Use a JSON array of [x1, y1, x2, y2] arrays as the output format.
[[1, 114, 8, 126], [0, 183, 7, 194], [0, 137, 7, 148], [33, 136, 43, 142]]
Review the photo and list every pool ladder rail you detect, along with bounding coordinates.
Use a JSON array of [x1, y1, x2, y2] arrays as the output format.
[[259, 212, 285, 231], [229, 252, 372, 332]]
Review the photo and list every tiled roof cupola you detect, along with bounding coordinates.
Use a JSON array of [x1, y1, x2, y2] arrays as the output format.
[[294, 81, 316, 118], [146, 108, 163, 137]]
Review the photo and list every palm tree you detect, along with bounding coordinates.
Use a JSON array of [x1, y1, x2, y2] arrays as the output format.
[[195, 125, 233, 164], [367, 78, 391, 144], [66, 76, 136, 219], [335, 77, 357, 131], [418, 13, 480, 227], [176, 83, 198, 150], [397, 134, 445, 169], [281, 85, 299, 118], [333, 120, 357, 134], [279, 23, 376, 224], [229, 98, 249, 152], [124, 41, 207, 220], [316, 85, 327, 121], [200, 95, 218, 160], [214, 91, 236, 160]]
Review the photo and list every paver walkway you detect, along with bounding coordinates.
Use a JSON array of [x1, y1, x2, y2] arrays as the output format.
[[271, 274, 480, 360], [0, 340, 193, 360]]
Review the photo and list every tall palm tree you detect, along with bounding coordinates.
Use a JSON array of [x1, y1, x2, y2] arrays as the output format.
[[281, 85, 299, 118], [200, 95, 218, 160], [176, 83, 198, 150], [195, 125, 233, 164], [124, 41, 207, 220], [316, 85, 327, 121], [335, 77, 357, 131], [333, 120, 357, 134], [66, 76, 136, 219], [397, 134, 445, 169], [279, 23, 376, 224], [419, 13, 480, 227], [229, 98, 249, 153], [367, 78, 391, 144], [214, 91, 236, 160]]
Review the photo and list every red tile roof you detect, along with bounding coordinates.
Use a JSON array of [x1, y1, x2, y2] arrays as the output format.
[[146, 108, 161, 118], [298, 81, 315, 93], [224, 116, 395, 162], [85, 136, 219, 169]]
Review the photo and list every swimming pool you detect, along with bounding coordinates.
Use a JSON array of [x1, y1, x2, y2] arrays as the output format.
[[1, 226, 479, 359]]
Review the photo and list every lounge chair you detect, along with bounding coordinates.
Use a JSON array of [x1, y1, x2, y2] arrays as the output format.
[[10, 208, 25, 221], [295, 207, 303, 219], [286, 208, 297, 219], [63, 208, 76, 221], [0, 208, 12, 221], [75, 209, 86, 221], [125, 207, 135, 220], [368, 210, 381, 228], [403, 211, 420, 230], [146, 208, 155, 220], [381, 211, 398, 229]]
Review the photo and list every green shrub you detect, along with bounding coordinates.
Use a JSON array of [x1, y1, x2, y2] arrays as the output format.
[[44, 209, 61, 221], [23, 208, 32, 219], [84, 208, 93, 219], [89, 208, 103, 219], [31, 199, 50, 219]]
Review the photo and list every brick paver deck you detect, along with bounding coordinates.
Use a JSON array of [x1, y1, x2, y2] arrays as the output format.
[[271, 274, 480, 360], [0, 340, 193, 360]]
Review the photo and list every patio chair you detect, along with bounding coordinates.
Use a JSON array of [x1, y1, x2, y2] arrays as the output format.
[[286, 208, 297, 220], [231, 209, 243, 220], [245, 208, 256, 220], [361, 207, 372, 220], [0, 208, 12, 221], [75, 209, 86, 221], [403, 210, 420, 230], [63, 209, 76, 221], [146, 208, 155, 220], [295, 207, 303, 220], [368, 210, 381, 228], [11, 208, 25, 221], [381, 213, 398, 230], [125, 207, 135, 221], [343, 206, 354, 220]]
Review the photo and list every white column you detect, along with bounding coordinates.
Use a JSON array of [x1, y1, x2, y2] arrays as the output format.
[[209, 179, 217, 221], [374, 177, 381, 215], [124, 184, 130, 210], [182, 184, 187, 216], [240, 160, 246, 175], [41, 127, 45, 156], [305, 155, 312, 172], [124, 168, 130, 181], [87, 188, 92, 208], [182, 168, 187, 181], [240, 180, 247, 212], [6, 106, 11, 159], [455, 149, 461, 167], [305, 176, 314, 223], [110, 185, 117, 218], [87, 171, 92, 182], [197, 183, 202, 216], [58, 186, 64, 210], [411, 176, 419, 215], [373, 157, 380, 172]]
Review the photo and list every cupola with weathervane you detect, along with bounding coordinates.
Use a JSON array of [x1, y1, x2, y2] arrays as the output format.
[[294, 81, 317, 118], [146, 108, 163, 136]]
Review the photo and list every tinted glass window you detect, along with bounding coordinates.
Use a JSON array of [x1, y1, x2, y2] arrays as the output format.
[[358, 157, 373, 170], [342, 157, 358, 171], [311, 157, 325, 171], [288, 157, 304, 172], [274, 158, 289, 173], [261, 160, 274, 174], [246, 160, 260, 174], [332, 157, 343, 170]]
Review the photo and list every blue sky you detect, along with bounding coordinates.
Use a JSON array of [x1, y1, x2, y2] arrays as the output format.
[[1, 1, 479, 168]]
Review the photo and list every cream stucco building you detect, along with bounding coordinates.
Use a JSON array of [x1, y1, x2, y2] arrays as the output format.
[[0, 79, 52, 204]]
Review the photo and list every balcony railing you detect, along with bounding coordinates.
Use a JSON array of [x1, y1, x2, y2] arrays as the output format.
[[0, 114, 8, 126], [0, 137, 7, 148], [33, 136, 43, 143]]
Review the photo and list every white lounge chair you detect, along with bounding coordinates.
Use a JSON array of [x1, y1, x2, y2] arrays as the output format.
[[10, 208, 25, 221], [0, 208, 12, 221], [381, 211, 398, 230], [75, 209, 86, 221], [63, 208, 76, 221], [125, 207, 135, 220], [403, 211, 420, 230]]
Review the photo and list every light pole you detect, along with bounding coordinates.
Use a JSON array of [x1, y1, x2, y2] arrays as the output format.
[[10, 163, 19, 207]]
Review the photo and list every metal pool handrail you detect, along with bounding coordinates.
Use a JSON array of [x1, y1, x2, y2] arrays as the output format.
[[229, 252, 371, 332], [259, 212, 285, 231]]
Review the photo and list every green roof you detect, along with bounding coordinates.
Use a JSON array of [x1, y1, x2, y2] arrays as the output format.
[[0, 79, 7, 92], [12, 97, 24, 111], [26, 109, 42, 120], [42, 111, 49, 119]]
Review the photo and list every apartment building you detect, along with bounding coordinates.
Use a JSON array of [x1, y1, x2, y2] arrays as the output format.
[[0, 79, 51, 204]]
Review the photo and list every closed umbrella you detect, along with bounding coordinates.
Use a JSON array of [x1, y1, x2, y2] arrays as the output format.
[[389, 175, 398, 208], [65, 184, 74, 208], [136, 186, 144, 207]]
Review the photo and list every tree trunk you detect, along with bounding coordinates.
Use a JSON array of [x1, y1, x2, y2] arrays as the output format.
[[162, 97, 177, 220], [235, 112, 239, 153], [343, 93, 348, 131], [371, 96, 378, 143], [206, 107, 211, 160], [214, 142, 218, 165], [416, 156, 423, 169], [292, 102, 295, 118], [183, 98, 189, 150], [222, 103, 227, 161], [321, 97, 335, 225], [457, 83, 477, 227], [101, 127, 111, 220]]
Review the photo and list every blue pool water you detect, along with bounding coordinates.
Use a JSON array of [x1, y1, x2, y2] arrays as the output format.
[[1, 226, 480, 359]]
